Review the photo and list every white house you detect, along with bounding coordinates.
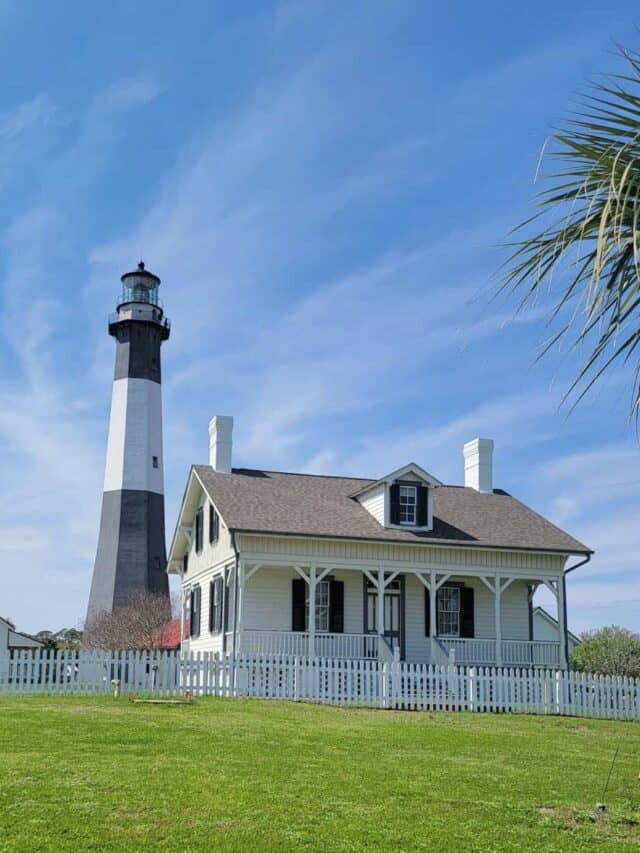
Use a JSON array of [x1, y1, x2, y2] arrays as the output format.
[[167, 417, 591, 669]]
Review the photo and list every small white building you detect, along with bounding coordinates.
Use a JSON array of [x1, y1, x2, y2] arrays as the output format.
[[168, 417, 591, 668], [0, 616, 42, 652], [533, 606, 580, 657]]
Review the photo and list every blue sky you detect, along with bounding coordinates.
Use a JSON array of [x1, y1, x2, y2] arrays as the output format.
[[1, 1, 639, 633]]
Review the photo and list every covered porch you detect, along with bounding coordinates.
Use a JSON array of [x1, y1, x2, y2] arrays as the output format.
[[229, 560, 568, 668]]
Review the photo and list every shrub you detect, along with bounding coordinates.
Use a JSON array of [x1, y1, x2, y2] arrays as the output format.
[[571, 625, 640, 677]]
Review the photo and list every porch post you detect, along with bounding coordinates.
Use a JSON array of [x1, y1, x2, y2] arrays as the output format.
[[558, 574, 568, 669], [377, 568, 385, 646], [308, 566, 316, 658], [494, 573, 502, 666], [237, 561, 245, 655], [179, 584, 186, 645], [429, 569, 437, 640], [230, 561, 238, 656]]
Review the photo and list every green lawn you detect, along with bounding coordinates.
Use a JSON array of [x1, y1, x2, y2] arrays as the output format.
[[0, 698, 638, 851]]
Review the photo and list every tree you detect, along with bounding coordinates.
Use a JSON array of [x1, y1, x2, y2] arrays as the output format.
[[34, 632, 58, 651], [83, 590, 176, 651], [571, 625, 640, 677], [503, 48, 640, 416]]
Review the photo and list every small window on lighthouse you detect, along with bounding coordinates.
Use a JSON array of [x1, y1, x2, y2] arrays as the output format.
[[152, 456, 159, 468]]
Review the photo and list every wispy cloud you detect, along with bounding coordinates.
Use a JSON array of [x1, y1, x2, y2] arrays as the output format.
[[0, 93, 56, 140]]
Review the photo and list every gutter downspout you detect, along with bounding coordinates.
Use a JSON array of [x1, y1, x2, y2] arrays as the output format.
[[230, 530, 240, 656], [562, 553, 592, 669]]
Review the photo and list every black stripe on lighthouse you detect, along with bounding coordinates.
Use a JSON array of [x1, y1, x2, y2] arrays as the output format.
[[113, 319, 164, 383]]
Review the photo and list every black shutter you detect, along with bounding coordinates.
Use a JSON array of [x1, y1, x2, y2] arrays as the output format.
[[183, 552, 189, 574], [329, 580, 344, 633], [216, 577, 224, 633], [209, 505, 219, 544], [389, 483, 400, 524], [417, 486, 429, 526], [460, 586, 474, 638], [424, 586, 430, 636], [195, 508, 203, 553], [292, 578, 306, 631], [209, 580, 214, 632], [190, 587, 201, 638]]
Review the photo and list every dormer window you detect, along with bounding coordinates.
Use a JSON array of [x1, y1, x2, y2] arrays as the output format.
[[353, 462, 440, 531], [399, 485, 417, 525]]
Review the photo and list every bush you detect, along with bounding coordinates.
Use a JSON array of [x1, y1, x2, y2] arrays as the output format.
[[83, 590, 174, 650], [571, 625, 640, 677]]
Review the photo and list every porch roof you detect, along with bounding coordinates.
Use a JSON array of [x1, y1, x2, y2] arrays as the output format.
[[193, 466, 591, 555]]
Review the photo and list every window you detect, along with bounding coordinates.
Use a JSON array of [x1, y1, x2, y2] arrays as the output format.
[[437, 586, 460, 637], [399, 485, 417, 525], [190, 586, 201, 638], [152, 455, 159, 469], [209, 504, 219, 544], [209, 575, 224, 634], [195, 507, 203, 553], [183, 552, 189, 574], [305, 580, 330, 632]]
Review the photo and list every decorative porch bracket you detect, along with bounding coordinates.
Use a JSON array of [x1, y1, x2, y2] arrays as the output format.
[[179, 524, 193, 546], [479, 575, 515, 666], [290, 565, 333, 657], [360, 568, 406, 656], [415, 571, 451, 643]]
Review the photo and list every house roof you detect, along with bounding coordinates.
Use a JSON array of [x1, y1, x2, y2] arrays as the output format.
[[0, 616, 43, 649], [190, 466, 591, 555]]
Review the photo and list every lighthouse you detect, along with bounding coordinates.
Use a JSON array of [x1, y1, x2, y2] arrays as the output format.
[[87, 262, 170, 617]]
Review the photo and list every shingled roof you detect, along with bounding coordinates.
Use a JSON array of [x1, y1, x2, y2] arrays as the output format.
[[192, 465, 590, 555]]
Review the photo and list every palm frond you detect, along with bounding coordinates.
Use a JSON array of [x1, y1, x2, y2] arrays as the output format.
[[501, 48, 640, 416]]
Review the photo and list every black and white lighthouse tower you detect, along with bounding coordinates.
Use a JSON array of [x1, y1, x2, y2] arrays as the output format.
[[87, 262, 170, 617]]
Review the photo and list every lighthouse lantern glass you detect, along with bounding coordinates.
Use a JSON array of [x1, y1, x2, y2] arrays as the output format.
[[120, 273, 160, 307]]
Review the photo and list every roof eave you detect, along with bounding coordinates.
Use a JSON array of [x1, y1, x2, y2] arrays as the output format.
[[231, 527, 592, 558]]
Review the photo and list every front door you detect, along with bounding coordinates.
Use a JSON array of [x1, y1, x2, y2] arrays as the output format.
[[365, 577, 404, 657]]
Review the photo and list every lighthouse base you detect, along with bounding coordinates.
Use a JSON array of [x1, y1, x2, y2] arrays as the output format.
[[87, 489, 169, 616]]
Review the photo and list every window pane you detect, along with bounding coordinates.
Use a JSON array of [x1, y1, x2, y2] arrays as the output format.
[[398, 485, 417, 524], [305, 580, 330, 633], [437, 587, 460, 637]]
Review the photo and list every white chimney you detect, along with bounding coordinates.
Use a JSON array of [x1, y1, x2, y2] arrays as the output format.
[[463, 438, 494, 492], [209, 415, 234, 473]]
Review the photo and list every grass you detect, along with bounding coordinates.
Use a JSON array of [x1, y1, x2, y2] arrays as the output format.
[[0, 697, 639, 851]]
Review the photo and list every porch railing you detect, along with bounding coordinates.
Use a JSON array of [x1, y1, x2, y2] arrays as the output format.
[[239, 630, 379, 660], [439, 638, 561, 667]]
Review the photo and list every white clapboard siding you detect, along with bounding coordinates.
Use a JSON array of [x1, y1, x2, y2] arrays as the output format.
[[1, 650, 638, 721]]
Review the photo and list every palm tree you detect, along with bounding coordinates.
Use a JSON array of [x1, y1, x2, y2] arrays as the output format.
[[503, 48, 640, 416]]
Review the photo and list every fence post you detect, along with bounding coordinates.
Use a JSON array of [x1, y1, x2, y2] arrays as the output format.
[[390, 654, 401, 710], [381, 661, 389, 709], [468, 666, 475, 712], [293, 656, 300, 702]]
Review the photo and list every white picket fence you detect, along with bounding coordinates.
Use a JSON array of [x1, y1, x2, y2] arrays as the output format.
[[1, 649, 639, 720]]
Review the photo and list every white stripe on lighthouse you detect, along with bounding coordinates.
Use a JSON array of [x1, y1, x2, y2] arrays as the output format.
[[103, 377, 164, 494]]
